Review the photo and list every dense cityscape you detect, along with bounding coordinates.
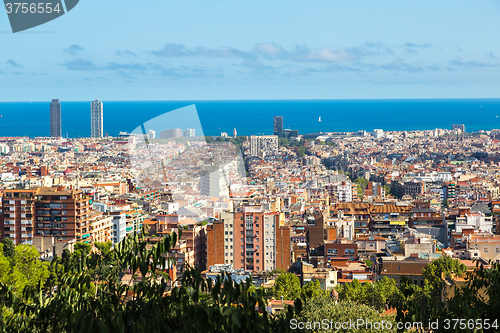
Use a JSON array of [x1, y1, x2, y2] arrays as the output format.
[[0, 100, 499, 331]]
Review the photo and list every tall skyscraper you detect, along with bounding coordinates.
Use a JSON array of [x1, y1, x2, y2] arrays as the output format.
[[148, 130, 156, 140], [50, 99, 61, 137], [452, 124, 466, 133], [273, 116, 283, 138], [91, 99, 104, 138]]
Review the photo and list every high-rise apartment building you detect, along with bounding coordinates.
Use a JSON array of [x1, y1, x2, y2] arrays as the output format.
[[273, 116, 283, 138], [34, 187, 92, 242], [452, 124, 466, 133], [372, 129, 384, 139], [1, 189, 37, 245], [50, 99, 62, 137], [250, 135, 278, 157], [207, 206, 291, 272], [200, 165, 229, 198], [90, 99, 104, 138], [1, 187, 93, 244]]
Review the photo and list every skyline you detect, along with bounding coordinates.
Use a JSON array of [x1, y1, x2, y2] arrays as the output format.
[[1, 1, 500, 101], [1, 98, 500, 138]]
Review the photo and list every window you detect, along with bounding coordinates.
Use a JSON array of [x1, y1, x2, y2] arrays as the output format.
[[496, 248, 499, 253], [397, 266, 401, 272], [484, 248, 488, 253]]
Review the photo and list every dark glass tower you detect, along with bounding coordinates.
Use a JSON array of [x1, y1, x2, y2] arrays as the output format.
[[273, 116, 283, 138], [50, 99, 61, 137]]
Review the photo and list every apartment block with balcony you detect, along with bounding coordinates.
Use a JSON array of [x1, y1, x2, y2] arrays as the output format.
[[1, 189, 37, 245], [34, 187, 92, 243], [209, 206, 290, 272], [88, 211, 113, 244]]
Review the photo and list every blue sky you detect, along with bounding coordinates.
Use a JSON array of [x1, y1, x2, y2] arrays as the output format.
[[1, 0, 500, 101]]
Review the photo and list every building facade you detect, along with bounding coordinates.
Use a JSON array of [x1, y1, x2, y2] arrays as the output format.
[[50, 99, 62, 137], [273, 116, 283, 138], [90, 99, 104, 138], [250, 135, 278, 157], [34, 187, 92, 243], [1, 189, 37, 245]]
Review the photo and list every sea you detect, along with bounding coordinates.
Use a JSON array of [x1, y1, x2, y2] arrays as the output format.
[[1, 99, 500, 138]]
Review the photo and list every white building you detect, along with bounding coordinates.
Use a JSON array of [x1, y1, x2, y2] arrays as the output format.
[[200, 164, 229, 198], [456, 212, 494, 233], [110, 212, 127, 244], [338, 182, 353, 202], [148, 130, 156, 140], [372, 129, 384, 139], [91, 99, 104, 138], [0, 144, 10, 155], [184, 128, 195, 137]]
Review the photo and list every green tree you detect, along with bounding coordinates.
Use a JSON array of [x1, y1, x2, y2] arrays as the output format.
[[274, 272, 302, 300], [0, 231, 297, 332], [383, 185, 391, 196], [297, 147, 306, 158], [446, 261, 500, 323], [392, 277, 441, 331], [357, 184, 364, 200], [94, 241, 112, 256], [422, 255, 466, 295], [73, 242, 92, 258], [354, 177, 368, 188], [278, 137, 289, 147], [1, 239, 15, 259], [61, 248, 71, 265], [296, 297, 398, 333], [9, 244, 50, 293], [301, 280, 325, 299], [0, 244, 11, 283], [335, 278, 399, 311]]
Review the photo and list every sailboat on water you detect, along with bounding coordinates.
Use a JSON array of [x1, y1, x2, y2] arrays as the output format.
[[318, 116, 322, 122]]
